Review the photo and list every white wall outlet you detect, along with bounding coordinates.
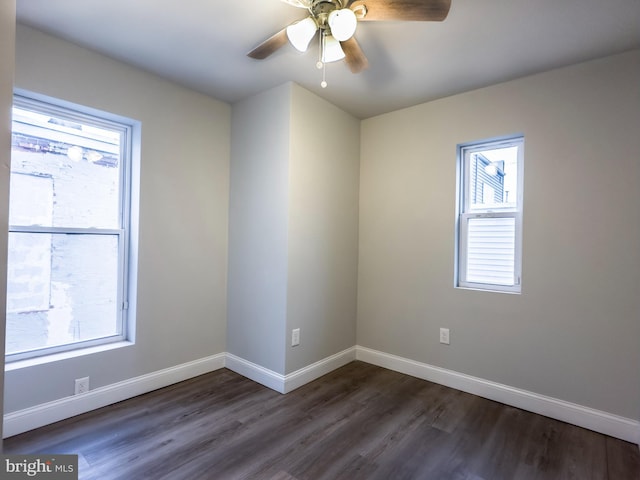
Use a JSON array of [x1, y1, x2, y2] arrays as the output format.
[[439, 328, 450, 345], [291, 328, 300, 347], [75, 377, 90, 395]]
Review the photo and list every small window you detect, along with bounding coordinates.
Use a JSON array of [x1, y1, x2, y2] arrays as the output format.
[[456, 136, 524, 293], [6, 92, 137, 361]]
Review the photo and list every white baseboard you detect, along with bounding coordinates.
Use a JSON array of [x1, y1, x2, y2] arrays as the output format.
[[3, 353, 226, 438], [225, 347, 356, 394], [5, 347, 639, 446], [284, 347, 356, 393], [225, 353, 286, 393], [356, 346, 640, 444], [4, 348, 355, 438]]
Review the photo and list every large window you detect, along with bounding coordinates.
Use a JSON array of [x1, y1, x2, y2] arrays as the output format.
[[6, 92, 136, 361], [456, 136, 524, 293]]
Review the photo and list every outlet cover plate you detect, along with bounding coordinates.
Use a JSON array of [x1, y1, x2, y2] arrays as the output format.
[[439, 328, 450, 345], [75, 377, 90, 395]]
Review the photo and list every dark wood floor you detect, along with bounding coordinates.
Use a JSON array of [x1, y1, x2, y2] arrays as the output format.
[[4, 361, 640, 479]]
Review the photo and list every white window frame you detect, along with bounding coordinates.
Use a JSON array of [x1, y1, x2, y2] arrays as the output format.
[[7, 91, 137, 362], [456, 135, 524, 293]]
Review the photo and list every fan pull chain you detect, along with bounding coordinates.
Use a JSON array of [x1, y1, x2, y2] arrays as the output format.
[[317, 31, 323, 70], [318, 32, 327, 88]]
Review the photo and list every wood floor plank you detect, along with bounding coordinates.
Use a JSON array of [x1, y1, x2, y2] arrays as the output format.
[[511, 413, 567, 479], [556, 422, 608, 479], [606, 435, 640, 479], [4, 361, 639, 480]]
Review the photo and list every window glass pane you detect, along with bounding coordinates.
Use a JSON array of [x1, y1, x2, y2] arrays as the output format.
[[467, 145, 518, 211], [466, 217, 515, 286], [6, 232, 120, 356], [10, 107, 122, 229]]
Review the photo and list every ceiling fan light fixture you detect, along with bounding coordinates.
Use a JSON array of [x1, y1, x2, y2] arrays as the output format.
[[322, 34, 346, 63], [328, 8, 358, 41], [286, 17, 318, 52]]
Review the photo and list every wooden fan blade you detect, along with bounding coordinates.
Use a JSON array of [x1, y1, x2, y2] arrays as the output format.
[[341, 37, 369, 73], [350, 0, 451, 22], [247, 28, 289, 59]]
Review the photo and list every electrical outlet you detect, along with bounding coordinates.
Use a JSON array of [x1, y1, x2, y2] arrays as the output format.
[[291, 328, 300, 347], [75, 377, 90, 395], [439, 328, 450, 345]]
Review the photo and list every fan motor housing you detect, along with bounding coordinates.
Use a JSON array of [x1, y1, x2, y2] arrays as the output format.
[[312, 0, 344, 27]]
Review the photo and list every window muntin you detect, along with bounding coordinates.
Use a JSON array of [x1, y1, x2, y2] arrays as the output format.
[[457, 137, 523, 293], [6, 93, 134, 360]]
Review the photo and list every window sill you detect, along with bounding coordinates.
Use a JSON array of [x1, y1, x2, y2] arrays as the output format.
[[456, 285, 521, 295], [5, 341, 135, 372]]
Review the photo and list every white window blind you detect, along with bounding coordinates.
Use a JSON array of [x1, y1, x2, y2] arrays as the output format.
[[465, 216, 516, 285]]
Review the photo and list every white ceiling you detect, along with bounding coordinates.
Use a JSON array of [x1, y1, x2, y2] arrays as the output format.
[[16, 0, 640, 119]]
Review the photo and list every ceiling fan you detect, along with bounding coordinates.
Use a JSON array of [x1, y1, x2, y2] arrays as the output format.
[[248, 0, 451, 86]]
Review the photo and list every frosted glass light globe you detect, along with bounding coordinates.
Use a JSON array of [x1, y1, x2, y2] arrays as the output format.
[[328, 8, 357, 42], [286, 17, 318, 52]]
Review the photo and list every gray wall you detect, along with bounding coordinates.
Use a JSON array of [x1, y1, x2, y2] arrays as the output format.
[[5, 25, 230, 413], [0, 0, 17, 445], [357, 50, 640, 420], [227, 83, 291, 374], [286, 84, 359, 374], [228, 83, 359, 376]]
